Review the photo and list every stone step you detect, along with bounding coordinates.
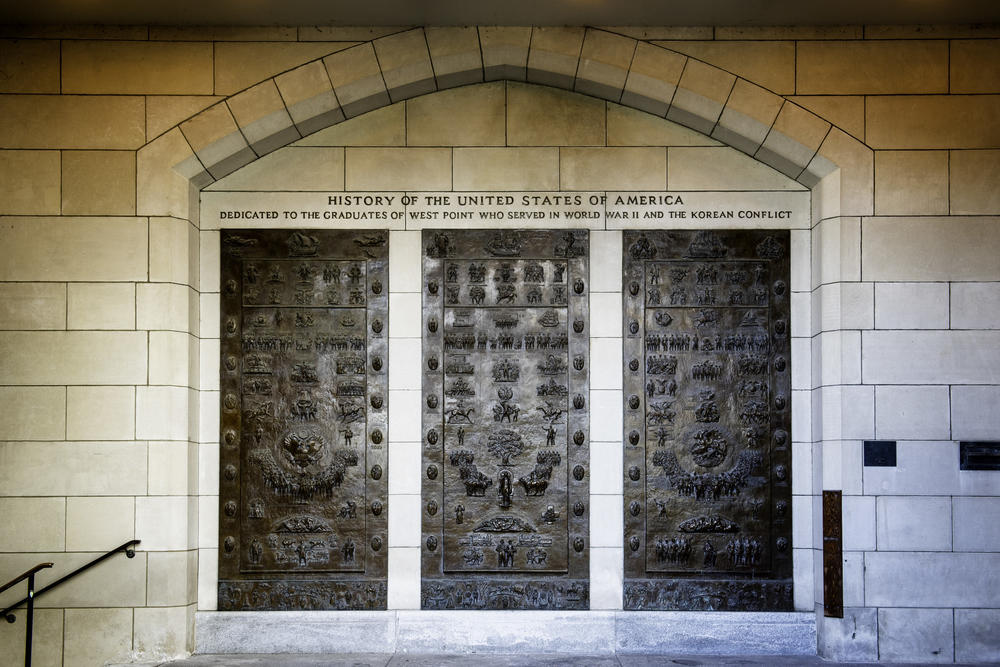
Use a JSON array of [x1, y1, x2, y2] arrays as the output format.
[[195, 611, 816, 656]]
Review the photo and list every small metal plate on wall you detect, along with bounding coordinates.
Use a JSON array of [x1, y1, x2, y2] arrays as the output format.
[[960, 441, 1000, 471], [863, 440, 896, 467]]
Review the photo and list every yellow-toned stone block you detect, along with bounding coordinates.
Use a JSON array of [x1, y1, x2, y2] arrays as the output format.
[[136, 495, 195, 550], [63, 41, 213, 95], [655, 40, 795, 95], [479, 26, 531, 81], [0, 95, 145, 149], [525, 27, 583, 89], [346, 148, 451, 191], [150, 217, 198, 286], [0, 441, 146, 496], [0, 331, 147, 385], [148, 441, 196, 497], [61, 150, 136, 215], [215, 42, 358, 96], [148, 330, 197, 387], [561, 147, 665, 191], [136, 385, 194, 442], [227, 80, 300, 156], [666, 59, 735, 136], [862, 216, 1000, 282], [797, 40, 948, 94], [65, 496, 135, 551], [788, 96, 865, 141], [867, 95, 1000, 150], [607, 104, 720, 147], [0, 608, 61, 667], [0, 149, 59, 214], [2, 26, 149, 39], [0, 386, 65, 440], [756, 102, 830, 178], [875, 150, 949, 215], [406, 82, 505, 147], [575, 29, 636, 101], [0, 283, 65, 330], [207, 146, 344, 192], [134, 605, 193, 660], [950, 150, 1000, 214], [63, 608, 133, 667], [716, 26, 863, 40], [137, 282, 197, 332], [294, 102, 404, 147], [951, 40, 1000, 94], [426, 26, 484, 89], [713, 79, 784, 155], [137, 127, 210, 219], [149, 26, 297, 41], [324, 43, 391, 118], [299, 27, 407, 41], [66, 385, 136, 441], [507, 82, 605, 147], [621, 42, 686, 117], [602, 27, 714, 40], [0, 217, 147, 282], [0, 39, 59, 92], [274, 61, 344, 137], [180, 102, 255, 180], [453, 148, 558, 191], [668, 146, 803, 191], [374, 29, 436, 101], [67, 282, 136, 330], [0, 497, 65, 551], [146, 550, 197, 607]]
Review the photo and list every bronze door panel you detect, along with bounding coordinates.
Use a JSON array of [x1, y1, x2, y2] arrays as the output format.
[[219, 229, 388, 610], [622, 230, 793, 611], [422, 230, 590, 609]]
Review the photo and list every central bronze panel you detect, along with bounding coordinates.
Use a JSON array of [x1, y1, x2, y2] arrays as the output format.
[[218, 229, 388, 610], [422, 230, 590, 609], [622, 230, 793, 611]]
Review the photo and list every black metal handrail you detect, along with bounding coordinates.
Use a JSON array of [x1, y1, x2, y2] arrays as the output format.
[[1, 540, 140, 667]]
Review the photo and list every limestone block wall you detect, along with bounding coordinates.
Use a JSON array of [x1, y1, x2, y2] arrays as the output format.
[[0, 23, 997, 666]]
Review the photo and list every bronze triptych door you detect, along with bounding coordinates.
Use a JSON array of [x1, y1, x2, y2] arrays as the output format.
[[217, 226, 793, 612], [420, 230, 591, 609], [622, 230, 793, 610], [218, 229, 388, 610]]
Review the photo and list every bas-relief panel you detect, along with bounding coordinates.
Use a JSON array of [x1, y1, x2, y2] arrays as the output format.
[[421, 229, 591, 609], [622, 230, 794, 611], [218, 229, 388, 610]]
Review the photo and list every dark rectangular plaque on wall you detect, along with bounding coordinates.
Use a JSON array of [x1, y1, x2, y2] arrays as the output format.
[[622, 230, 793, 611], [421, 230, 590, 609], [218, 229, 388, 610]]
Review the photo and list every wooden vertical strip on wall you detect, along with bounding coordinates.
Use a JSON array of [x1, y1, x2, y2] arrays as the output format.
[[823, 489, 844, 618]]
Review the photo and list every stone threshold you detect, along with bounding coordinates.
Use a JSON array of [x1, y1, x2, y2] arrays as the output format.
[[195, 610, 816, 656]]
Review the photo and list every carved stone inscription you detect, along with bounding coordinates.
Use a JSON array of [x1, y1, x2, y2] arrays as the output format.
[[219, 230, 388, 610], [422, 230, 590, 609], [622, 230, 792, 611]]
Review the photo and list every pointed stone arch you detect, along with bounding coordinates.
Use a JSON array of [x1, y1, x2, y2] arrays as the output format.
[[137, 26, 872, 224]]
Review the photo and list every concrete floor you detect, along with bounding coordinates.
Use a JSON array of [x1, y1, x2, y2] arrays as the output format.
[[138, 654, 978, 666]]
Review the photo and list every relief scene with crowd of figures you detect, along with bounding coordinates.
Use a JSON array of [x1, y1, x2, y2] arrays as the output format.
[[218, 229, 389, 610], [622, 229, 794, 611], [421, 229, 591, 609]]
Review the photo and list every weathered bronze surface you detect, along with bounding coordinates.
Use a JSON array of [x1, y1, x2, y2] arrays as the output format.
[[421, 230, 590, 609], [622, 230, 793, 611], [218, 229, 388, 610], [823, 490, 843, 618]]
